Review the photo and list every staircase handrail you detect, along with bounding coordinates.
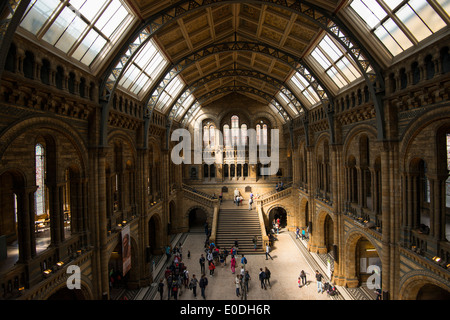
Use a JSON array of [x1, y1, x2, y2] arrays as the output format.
[[209, 205, 219, 244], [255, 183, 293, 207], [256, 182, 293, 200], [257, 205, 269, 249], [182, 185, 219, 208]]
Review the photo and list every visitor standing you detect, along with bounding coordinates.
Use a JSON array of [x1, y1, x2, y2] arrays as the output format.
[[241, 254, 248, 269], [190, 274, 198, 299], [316, 270, 324, 294], [158, 278, 164, 300], [252, 236, 258, 251], [209, 261, 216, 276], [244, 270, 251, 293], [300, 270, 307, 286], [264, 267, 271, 288], [199, 274, 208, 300], [235, 275, 241, 297], [230, 255, 236, 274], [199, 254, 206, 274]]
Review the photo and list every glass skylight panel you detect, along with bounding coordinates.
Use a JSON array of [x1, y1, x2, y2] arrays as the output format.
[[49, 8, 88, 53], [289, 72, 320, 106], [116, 39, 170, 98], [310, 35, 362, 89], [20, 0, 60, 34], [349, 0, 448, 57], [156, 76, 185, 110], [19, 0, 134, 67], [437, 0, 450, 15]]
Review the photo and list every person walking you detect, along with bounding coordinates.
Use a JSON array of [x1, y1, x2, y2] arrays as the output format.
[[302, 228, 306, 240], [199, 274, 208, 300], [259, 268, 266, 290], [296, 227, 300, 239], [199, 254, 206, 275], [249, 196, 253, 210], [265, 244, 273, 260], [300, 270, 307, 287], [235, 274, 241, 297], [190, 274, 198, 299], [230, 255, 236, 274], [264, 267, 271, 288], [252, 236, 258, 251], [315, 270, 324, 294], [158, 278, 164, 300]]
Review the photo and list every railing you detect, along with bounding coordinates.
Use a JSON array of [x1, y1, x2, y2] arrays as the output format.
[[256, 182, 293, 206], [182, 184, 219, 208], [209, 206, 220, 244], [257, 206, 269, 248]]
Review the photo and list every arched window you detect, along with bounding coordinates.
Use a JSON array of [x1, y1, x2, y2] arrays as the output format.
[[256, 122, 268, 146], [209, 125, 215, 148], [262, 124, 268, 145], [231, 115, 239, 146], [35, 144, 46, 217], [203, 125, 209, 147], [241, 124, 247, 146], [223, 124, 230, 147]]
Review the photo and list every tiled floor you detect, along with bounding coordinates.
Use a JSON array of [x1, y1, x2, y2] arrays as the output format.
[[159, 229, 331, 301]]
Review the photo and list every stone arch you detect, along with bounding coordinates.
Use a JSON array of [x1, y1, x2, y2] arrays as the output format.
[[266, 204, 290, 231], [315, 210, 336, 254], [343, 229, 382, 288], [399, 106, 450, 167], [185, 205, 209, 231], [42, 272, 94, 300], [342, 124, 378, 161], [147, 211, 164, 255], [168, 200, 176, 234], [0, 116, 89, 177], [297, 196, 310, 230], [399, 271, 450, 300]]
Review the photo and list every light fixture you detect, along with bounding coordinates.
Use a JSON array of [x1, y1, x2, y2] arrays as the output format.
[[56, 261, 64, 267], [366, 248, 376, 252], [432, 256, 441, 262]]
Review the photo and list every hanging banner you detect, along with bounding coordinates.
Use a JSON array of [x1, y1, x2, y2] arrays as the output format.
[[122, 225, 131, 276]]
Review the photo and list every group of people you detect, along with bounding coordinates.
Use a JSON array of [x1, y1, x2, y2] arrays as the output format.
[[296, 269, 338, 297], [275, 181, 284, 192], [295, 226, 309, 240]]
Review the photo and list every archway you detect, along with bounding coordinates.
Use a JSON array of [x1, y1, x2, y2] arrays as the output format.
[[417, 284, 450, 300], [188, 207, 208, 232], [324, 214, 334, 253], [148, 214, 163, 255], [168, 201, 176, 234], [47, 286, 87, 300], [0, 170, 25, 271], [355, 237, 381, 287], [268, 207, 287, 230]]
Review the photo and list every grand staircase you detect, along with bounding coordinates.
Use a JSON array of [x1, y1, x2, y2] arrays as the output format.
[[214, 205, 264, 254]]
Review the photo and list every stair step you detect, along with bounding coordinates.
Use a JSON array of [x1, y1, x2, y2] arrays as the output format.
[[215, 207, 264, 255]]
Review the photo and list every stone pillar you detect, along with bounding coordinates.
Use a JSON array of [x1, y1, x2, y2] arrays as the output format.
[[97, 148, 110, 299]]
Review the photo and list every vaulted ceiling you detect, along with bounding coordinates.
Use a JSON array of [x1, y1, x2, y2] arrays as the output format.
[[4, 0, 449, 132]]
